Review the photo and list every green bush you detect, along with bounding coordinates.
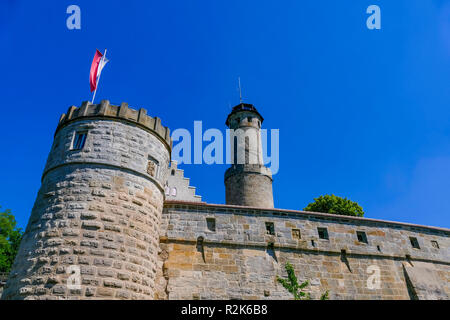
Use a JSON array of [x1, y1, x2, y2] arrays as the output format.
[[304, 194, 364, 217], [0, 207, 23, 273]]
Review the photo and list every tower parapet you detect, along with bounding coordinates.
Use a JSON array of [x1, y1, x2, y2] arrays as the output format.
[[224, 103, 274, 208], [2, 101, 171, 300]]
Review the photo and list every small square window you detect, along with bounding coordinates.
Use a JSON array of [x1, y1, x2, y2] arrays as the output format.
[[317, 227, 329, 240], [431, 240, 439, 249], [265, 222, 275, 235], [206, 218, 216, 232], [72, 132, 87, 150], [356, 231, 368, 244], [410, 237, 420, 249], [292, 229, 301, 240]]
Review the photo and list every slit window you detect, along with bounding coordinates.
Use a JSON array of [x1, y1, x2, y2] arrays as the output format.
[[265, 222, 275, 235], [356, 231, 368, 244], [431, 240, 439, 249], [206, 218, 216, 232], [72, 132, 87, 150], [317, 227, 329, 240], [410, 237, 420, 249]]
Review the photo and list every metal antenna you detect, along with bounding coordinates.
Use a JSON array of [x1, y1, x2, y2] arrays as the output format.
[[238, 77, 243, 104]]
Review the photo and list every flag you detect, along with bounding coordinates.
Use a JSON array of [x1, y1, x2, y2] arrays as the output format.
[[89, 49, 109, 92]]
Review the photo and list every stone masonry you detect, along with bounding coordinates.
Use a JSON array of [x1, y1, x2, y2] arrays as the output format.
[[224, 103, 274, 208], [1, 99, 449, 300], [156, 201, 449, 300], [1, 101, 171, 299]]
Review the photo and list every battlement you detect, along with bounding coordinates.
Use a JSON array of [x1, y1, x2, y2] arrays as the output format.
[[57, 100, 172, 150]]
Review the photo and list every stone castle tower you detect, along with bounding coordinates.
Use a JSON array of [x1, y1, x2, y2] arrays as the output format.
[[1, 100, 171, 299], [224, 103, 274, 208], [2, 99, 449, 300]]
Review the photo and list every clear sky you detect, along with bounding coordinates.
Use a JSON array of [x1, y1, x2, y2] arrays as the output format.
[[1, 0, 449, 230]]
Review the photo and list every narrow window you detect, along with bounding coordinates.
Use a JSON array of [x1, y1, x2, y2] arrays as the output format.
[[317, 227, 329, 240], [292, 229, 301, 240], [409, 237, 420, 249], [245, 136, 249, 164], [247, 117, 252, 123], [72, 132, 87, 150], [265, 222, 275, 235], [206, 218, 216, 232], [164, 186, 170, 196], [356, 231, 368, 244], [233, 136, 238, 165], [171, 187, 177, 197], [431, 240, 439, 249], [171, 170, 175, 176]]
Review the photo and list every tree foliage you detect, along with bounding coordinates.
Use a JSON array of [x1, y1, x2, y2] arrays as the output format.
[[277, 262, 329, 300], [303, 194, 364, 217], [0, 207, 23, 273]]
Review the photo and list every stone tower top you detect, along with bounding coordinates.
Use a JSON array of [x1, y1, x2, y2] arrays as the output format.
[[57, 100, 172, 151], [225, 103, 264, 129]]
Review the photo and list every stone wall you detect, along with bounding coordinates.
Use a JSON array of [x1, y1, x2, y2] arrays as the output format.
[[1, 102, 171, 300], [156, 201, 450, 300], [225, 165, 274, 209], [165, 161, 202, 203]]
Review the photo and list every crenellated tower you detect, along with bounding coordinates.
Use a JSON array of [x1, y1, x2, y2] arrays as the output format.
[[224, 103, 274, 208], [2, 100, 171, 300]]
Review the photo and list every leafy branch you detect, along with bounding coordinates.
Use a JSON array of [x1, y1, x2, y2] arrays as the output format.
[[277, 262, 329, 300]]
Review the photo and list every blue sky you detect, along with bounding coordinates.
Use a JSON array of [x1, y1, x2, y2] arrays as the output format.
[[1, 0, 449, 230]]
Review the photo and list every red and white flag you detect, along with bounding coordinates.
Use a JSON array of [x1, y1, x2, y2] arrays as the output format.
[[89, 49, 109, 92]]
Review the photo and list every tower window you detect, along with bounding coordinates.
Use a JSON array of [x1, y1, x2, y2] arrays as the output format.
[[171, 187, 177, 196], [265, 222, 275, 235], [72, 132, 87, 150], [356, 231, 368, 244], [292, 229, 301, 240], [247, 117, 252, 123], [410, 237, 420, 249], [206, 218, 216, 232], [164, 186, 170, 196], [171, 170, 175, 176], [317, 227, 329, 240], [431, 240, 439, 249]]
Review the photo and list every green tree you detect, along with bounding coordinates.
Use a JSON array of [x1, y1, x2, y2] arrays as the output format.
[[303, 194, 364, 217], [277, 262, 329, 300], [0, 207, 23, 273]]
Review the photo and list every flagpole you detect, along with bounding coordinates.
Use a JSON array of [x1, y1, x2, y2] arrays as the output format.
[[92, 49, 107, 104]]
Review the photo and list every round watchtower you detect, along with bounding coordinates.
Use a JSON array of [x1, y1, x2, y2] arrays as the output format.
[[224, 103, 274, 208], [1, 100, 171, 300]]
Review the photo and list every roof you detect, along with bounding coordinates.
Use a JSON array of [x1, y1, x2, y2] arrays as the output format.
[[226, 103, 264, 126]]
